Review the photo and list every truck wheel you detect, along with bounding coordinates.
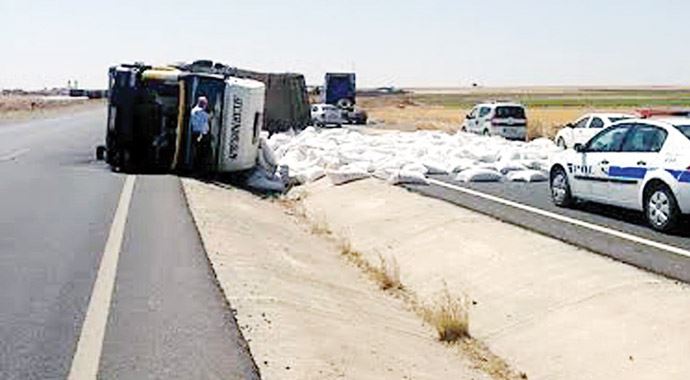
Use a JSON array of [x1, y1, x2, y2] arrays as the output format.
[[96, 145, 106, 161], [644, 184, 680, 233], [337, 98, 354, 109]]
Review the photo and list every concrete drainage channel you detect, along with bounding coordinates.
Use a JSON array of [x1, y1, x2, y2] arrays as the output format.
[[408, 176, 690, 284], [291, 178, 690, 380], [184, 177, 690, 380]]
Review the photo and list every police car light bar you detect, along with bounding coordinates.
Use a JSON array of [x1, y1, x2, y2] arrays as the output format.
[[638, 109, 690, 118]]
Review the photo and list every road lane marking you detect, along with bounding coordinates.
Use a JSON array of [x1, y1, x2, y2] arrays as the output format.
[[67, 175, 136, 380], [0, 148, 30, 162], [427, 178, 690, 259]]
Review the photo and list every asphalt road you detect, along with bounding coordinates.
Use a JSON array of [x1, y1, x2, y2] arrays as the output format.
[[0, 110, 259, 379], [406, 175, 690, 283]]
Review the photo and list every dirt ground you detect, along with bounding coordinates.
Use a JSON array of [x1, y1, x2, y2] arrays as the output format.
[[0, 96, 104, 124], [182, 179, 493, 380]]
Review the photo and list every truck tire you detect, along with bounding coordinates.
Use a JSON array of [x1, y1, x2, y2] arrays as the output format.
[[337, 98, 354, 109], [96, 145, 106, 161]]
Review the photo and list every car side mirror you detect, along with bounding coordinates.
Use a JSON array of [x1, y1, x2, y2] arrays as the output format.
[[566, 123, 575, 128], [574, 143, 586, 153], [466, 114, 474, 120]]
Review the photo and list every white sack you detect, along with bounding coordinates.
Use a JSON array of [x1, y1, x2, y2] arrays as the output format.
[[495, 160, 528, 175], [447, 158, 477, 173], [422, 160, 449, 175], [507, 170, 548, 183], [388, 170, 429, 186], [294, 167, 325, 184], [455, 168, 503, 183], [257, 137, 278, 174], [326, 167, 370, 186]]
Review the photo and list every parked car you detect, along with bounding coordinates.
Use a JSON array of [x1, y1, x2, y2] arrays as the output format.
[[555, 113, 635, 149], [344, 108, 368, 125], [549, 117, 690, 232], [311, 103, 344, 127], [461, 102, 527, 141]]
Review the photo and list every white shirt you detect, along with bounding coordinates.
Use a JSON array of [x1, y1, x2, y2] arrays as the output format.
[[190, 106, 210, 134]]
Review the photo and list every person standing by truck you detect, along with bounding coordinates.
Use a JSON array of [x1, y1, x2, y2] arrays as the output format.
[[190, 96, 210, 173]]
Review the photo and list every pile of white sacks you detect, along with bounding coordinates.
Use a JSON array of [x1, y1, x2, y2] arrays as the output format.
[[266, 127, 561, 187]]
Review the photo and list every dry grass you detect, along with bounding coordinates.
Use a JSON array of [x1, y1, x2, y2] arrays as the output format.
[[0, 96, 103, 123], [374, 254, 402, 291], [309, 216, 331, 236], [338, 237, 402, 291], [366, 104, 461, 133], [361, 94, 634, 139], [423, 286, 469, 342]]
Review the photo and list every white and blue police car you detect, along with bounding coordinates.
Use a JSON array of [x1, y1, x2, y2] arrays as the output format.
[[549, 114, 690, 232]]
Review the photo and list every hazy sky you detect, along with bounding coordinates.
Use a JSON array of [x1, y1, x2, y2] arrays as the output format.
[[1, 0, 689, 89]]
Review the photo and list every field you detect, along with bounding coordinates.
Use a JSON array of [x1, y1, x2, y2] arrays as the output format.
[[0, 95, 103, 124], [360, 87, 690, 139]]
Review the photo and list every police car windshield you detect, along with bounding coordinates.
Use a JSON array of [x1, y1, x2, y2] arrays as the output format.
[[674, 124, 690, 140]]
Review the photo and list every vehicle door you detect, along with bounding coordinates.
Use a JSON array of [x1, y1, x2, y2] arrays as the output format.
[[572, 116, 592, 146], [581, 116, 605, 146], [573, 125, 632, 202], [610, 123, 669, 209], [465, 107, 479, 132], [478, 106, 492, 133]]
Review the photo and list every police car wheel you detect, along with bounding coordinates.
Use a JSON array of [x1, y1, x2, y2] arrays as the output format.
[[550, 167, 573, 207], [645, 186, 679, 232]]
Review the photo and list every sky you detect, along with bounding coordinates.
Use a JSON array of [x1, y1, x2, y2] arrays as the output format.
[[1, 0, 689, 89]]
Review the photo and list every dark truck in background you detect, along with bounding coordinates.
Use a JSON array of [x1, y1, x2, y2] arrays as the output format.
[[324, 72, 367, 125]]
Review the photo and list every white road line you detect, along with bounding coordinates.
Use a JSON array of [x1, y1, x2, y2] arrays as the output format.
[[0, 148, 30, 162], [427, 178, 690, 259], [67, 175, 136, 380]]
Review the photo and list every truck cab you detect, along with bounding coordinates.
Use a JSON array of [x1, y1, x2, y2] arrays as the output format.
[[104, 64, 265, 174]]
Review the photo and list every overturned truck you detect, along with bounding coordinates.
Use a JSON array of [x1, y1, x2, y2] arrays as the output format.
[[103, 61, 309, 172]]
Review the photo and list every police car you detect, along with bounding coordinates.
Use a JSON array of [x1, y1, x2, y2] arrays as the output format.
[[549, 114, 690, 232]]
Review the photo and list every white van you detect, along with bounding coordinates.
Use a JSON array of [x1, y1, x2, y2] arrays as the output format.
[[461, 102, 527, 141]]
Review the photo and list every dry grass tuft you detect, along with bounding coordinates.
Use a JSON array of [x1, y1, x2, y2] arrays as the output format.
[[374, 254, 402, 291], [337, 236, 363, 261], [337, 237, 401, 291], [309, 216, 331, 236], [423, 286, 470, 343]]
